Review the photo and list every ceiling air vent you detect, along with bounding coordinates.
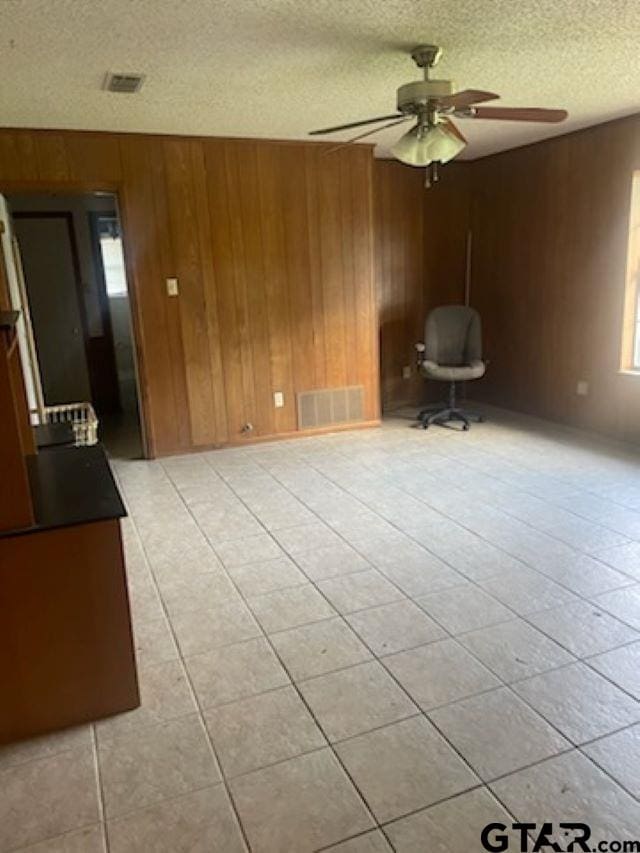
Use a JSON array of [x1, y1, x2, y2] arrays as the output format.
[[103, 72, 145, 94]]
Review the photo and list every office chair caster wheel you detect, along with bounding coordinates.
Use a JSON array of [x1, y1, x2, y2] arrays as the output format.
[[462, 423, 469, 431]]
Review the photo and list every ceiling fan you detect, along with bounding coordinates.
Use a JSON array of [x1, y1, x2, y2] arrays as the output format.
[[309, 45, 568, 186]]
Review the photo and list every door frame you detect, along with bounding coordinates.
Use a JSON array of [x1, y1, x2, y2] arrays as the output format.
[[86, 209, 123, 413], [0, 181, 150, 457]]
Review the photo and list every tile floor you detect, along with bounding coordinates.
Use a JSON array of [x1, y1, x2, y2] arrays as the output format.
[[3, 408, 640, 852]]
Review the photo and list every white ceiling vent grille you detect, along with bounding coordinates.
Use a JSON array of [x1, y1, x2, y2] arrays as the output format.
[[297, 386, 365, 431], [103, 72, 145, 94]]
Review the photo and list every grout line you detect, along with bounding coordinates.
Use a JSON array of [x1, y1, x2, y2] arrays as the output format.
[[255, 437, 640, 806], [89, 724, 109, 852], [229, 444, 640, 815], [113, 420, 640, 846], [576, 738, 640, 804], [197, 459, 511, 834], [122, 497, 252, 853], [299, 438, 640, 665], [160, 460, 385, 846], [4, 822, 107, 853]]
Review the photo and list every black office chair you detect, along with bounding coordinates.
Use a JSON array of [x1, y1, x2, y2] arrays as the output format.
[[415, 305, 486, 430]]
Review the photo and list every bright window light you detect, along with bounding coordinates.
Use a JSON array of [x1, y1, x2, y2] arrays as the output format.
[[621, 173, 640, 372], [99, 233, 127, 297]]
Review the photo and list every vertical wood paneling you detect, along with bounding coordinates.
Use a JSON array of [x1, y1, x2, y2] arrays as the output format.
[[238, 143, 273, 438], [257, 145, 296, 434], [468, 115, 640, 441], [190, 143, 228, 445], [376, 161, 423, 409], [66, 134, 122, 182], [282, 150, 317, 396], [202, 140, 252, 440], [0, 128, 380, 454], [33, 133, 70, 182], [0, 132, 38, 181], [118, 136, 184, 455], [317, 150, 348, 388], [351, 148, 378, 419], [374, 160, 470, 410], [304, 147, 328, 390], [162, 138, 218, 446]]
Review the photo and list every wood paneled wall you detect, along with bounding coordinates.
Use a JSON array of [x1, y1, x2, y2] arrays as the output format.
[[468, 114, 640, 442], [374, 161, 470, 409], [375, 161, 426, 408], [375, 115, 640, 440], [0, 130, 379, 455]]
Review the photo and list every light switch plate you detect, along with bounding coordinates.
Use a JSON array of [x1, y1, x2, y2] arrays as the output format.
[[274, 391, 284, 408], [402, 365, 412, 379], [166, 278, 179, 297], [576, 380, 589, 396]]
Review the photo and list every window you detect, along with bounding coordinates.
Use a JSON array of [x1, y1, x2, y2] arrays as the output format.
[[97, 217, 127, 297], [635, 289, 640, 369], [621, 173, 640, 371]]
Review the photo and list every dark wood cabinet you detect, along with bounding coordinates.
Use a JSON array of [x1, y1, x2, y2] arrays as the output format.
[[0, 312, 139, 744]]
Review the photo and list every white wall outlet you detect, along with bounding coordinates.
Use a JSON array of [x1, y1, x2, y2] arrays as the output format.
[[576, 380, 589, 396], [274, 391, 284, 408], [166, 277, 179, 297], [402, 365, 412, 380]]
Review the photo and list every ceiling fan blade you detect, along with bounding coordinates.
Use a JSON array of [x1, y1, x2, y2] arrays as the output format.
[[324, 118, 412, 155], [470, 106, 568, 123], [439, 89, 500, 108], [442, 117, 467, 144], [309, 114, 404, 135]]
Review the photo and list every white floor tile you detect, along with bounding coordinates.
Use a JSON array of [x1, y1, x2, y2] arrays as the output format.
[[491, 751, 640, 842], [10, 411, 640, 851], [298, 661, 417, 741], [582, 724, 640, 797], [528, 601, 639, 658], [335, 716, 478, 822], [587, 641, 640, 698], [458, 619, 575, 682], [346, 599, 446, 656], [429, 687, 570, 781], [384, 638, 500, 710], [513, 662, 640, 744]]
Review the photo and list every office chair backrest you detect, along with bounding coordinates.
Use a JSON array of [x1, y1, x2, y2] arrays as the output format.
[[424, 305, 482, 366]]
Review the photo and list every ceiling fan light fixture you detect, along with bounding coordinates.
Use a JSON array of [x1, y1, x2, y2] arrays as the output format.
[[390, 122, 465, 167], [390, 125, 428, 166]]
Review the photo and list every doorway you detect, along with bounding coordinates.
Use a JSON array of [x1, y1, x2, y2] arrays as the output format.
[[6, 192, 143, 458]]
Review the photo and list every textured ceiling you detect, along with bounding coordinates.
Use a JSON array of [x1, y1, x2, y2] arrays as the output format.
[[2, 0, 640, 159]]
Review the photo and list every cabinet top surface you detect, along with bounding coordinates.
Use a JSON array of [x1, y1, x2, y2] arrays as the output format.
[[1, 444, 126, 539]]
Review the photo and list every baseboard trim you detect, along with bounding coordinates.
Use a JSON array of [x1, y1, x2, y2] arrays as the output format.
[[152, 419, 382, 458]]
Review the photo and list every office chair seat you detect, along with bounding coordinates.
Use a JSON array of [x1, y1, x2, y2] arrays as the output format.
[[420, 359, 486, 383]]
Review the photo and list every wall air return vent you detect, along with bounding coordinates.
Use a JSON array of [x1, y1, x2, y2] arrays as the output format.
[[297, 386, 365, 431], [103, 72, 145, 94]]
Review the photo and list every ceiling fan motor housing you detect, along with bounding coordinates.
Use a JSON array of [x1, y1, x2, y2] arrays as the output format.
[[397, 79, 454, 113]]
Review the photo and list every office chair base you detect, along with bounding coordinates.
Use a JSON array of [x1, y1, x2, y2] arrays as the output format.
[[418, 406, 484, 431], [417, 381, 484, 431]]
